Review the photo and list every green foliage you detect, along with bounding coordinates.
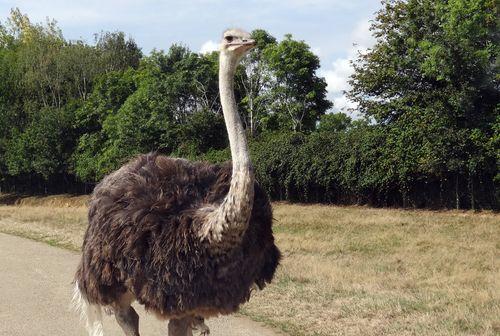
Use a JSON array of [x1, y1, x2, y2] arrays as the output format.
[[236, 29, 277, 136], [174, 110, 227, 158], [236, 30, 331, 134], [0, 9, 144, 191], [318, 113, 352, 133], [347, 0, 498, 209], [71, 45, 224, 181], [71, 69, 138, 182], [0, 5, 497, 209], [5, 106, 73, 180], [95, 31, 142, 72], [263, 34, 332, 131]]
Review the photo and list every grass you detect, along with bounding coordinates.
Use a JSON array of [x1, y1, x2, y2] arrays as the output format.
[[0, 197, 499, 336]]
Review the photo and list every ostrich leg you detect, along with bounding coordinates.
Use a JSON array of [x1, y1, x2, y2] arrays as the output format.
[[191, 316, 210, 335], [112, 292, 140, 336], [115, 306, 140, 336], [168, 317, 193, 336]]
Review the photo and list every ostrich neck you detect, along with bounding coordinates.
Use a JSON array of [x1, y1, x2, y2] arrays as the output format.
[[218, 53, 255, 232], [197, 53, 255, 248], [219, 55, 252, 171]]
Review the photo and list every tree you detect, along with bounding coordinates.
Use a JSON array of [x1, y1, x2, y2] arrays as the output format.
[[60, 41, 101, 101], [95, 31, 142, 72], [175, 109, 226, 157], [72, 69, 138, 182], [4, 106, 74, 189], [72, 45, 222, 182], [348, 0, 499, 209], [237, 29, 277, 136], [317, 113, 352, 133], [264, 34, 332, 131], [0, 6, 496, 208], [4, 8, 66, 108]]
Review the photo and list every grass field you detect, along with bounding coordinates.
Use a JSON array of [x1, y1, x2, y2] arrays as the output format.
[[0, 196, 499, 336]]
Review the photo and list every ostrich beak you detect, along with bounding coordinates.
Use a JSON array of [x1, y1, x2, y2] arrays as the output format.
[[241, 39, 256, 46], [230, 39, 256, 52]]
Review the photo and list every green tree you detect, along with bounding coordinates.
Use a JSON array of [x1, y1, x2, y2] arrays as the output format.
[[72, 45, 222, 182], [5, 107, 74, 188], [237, 29, 277, 136], [317, 113, 352, 133], [264, 34, 332, 131], [348, 0, 499, 209], [72, 69, 138, 182], [95, 31, 142, 72]]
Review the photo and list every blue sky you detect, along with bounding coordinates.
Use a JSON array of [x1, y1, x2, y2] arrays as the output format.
[[0, 0, 381, 114]]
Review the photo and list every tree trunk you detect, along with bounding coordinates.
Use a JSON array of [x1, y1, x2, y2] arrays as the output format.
[[469, 173, 475, 211], [439, 178, 444, 208]]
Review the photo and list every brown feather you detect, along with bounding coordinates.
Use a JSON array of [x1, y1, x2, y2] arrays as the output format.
[[75, 153, 281, 318]]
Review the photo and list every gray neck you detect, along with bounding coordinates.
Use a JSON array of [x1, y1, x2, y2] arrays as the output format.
[[218, 51, 254, 224], [219, 54, 252, 171], [196, 51, 255, 248]]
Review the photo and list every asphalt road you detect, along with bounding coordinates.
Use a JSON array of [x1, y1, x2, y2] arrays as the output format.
[[0, 233, 281, 336]]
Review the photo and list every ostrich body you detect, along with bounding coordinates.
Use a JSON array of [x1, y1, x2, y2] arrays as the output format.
[[73, 29, 281, 336]]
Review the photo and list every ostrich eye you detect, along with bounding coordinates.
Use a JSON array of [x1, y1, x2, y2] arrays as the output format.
[[225, 35, 234, 43]]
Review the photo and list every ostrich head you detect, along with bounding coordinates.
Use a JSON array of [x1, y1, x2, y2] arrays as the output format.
[[219, 28, 256, 62]]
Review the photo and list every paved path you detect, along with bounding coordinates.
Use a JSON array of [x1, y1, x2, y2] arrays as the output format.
[[0, 233, 281, 336]]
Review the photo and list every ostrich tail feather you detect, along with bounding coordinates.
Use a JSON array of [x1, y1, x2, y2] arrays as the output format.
[[72, 282, 104, 336]]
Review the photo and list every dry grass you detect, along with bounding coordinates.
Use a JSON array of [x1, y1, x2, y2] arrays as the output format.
[[0, 193, 90, 207], [0, 205, 87, 250], [0, 198, 498, 336]]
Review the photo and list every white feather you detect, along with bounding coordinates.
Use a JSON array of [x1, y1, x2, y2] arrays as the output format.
[[72, 282, 104, 336]]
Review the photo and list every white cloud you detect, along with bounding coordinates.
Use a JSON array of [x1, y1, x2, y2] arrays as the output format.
[[312, 46, 322, 57], [273, 0, 351, 9], [200, 40, 218, 54], [322, 18, 375, 116], [323, 58, 352, 94], [333, 95, 362, 117], [351, 19, 375, 48], [7, 0, 136, 24]]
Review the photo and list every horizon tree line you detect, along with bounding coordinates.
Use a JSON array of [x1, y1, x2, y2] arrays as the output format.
[[0, 0, 498, 209]]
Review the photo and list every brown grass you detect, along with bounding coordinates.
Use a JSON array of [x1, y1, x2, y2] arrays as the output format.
[[0, 198, 498, 336], [0, 193, 90, 207]]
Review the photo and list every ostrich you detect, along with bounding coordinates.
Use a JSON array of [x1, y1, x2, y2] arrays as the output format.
[[73, 28, 281, 336]]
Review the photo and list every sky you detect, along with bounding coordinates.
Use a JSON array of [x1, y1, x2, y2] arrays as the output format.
[[0, 0, 381, 115]]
